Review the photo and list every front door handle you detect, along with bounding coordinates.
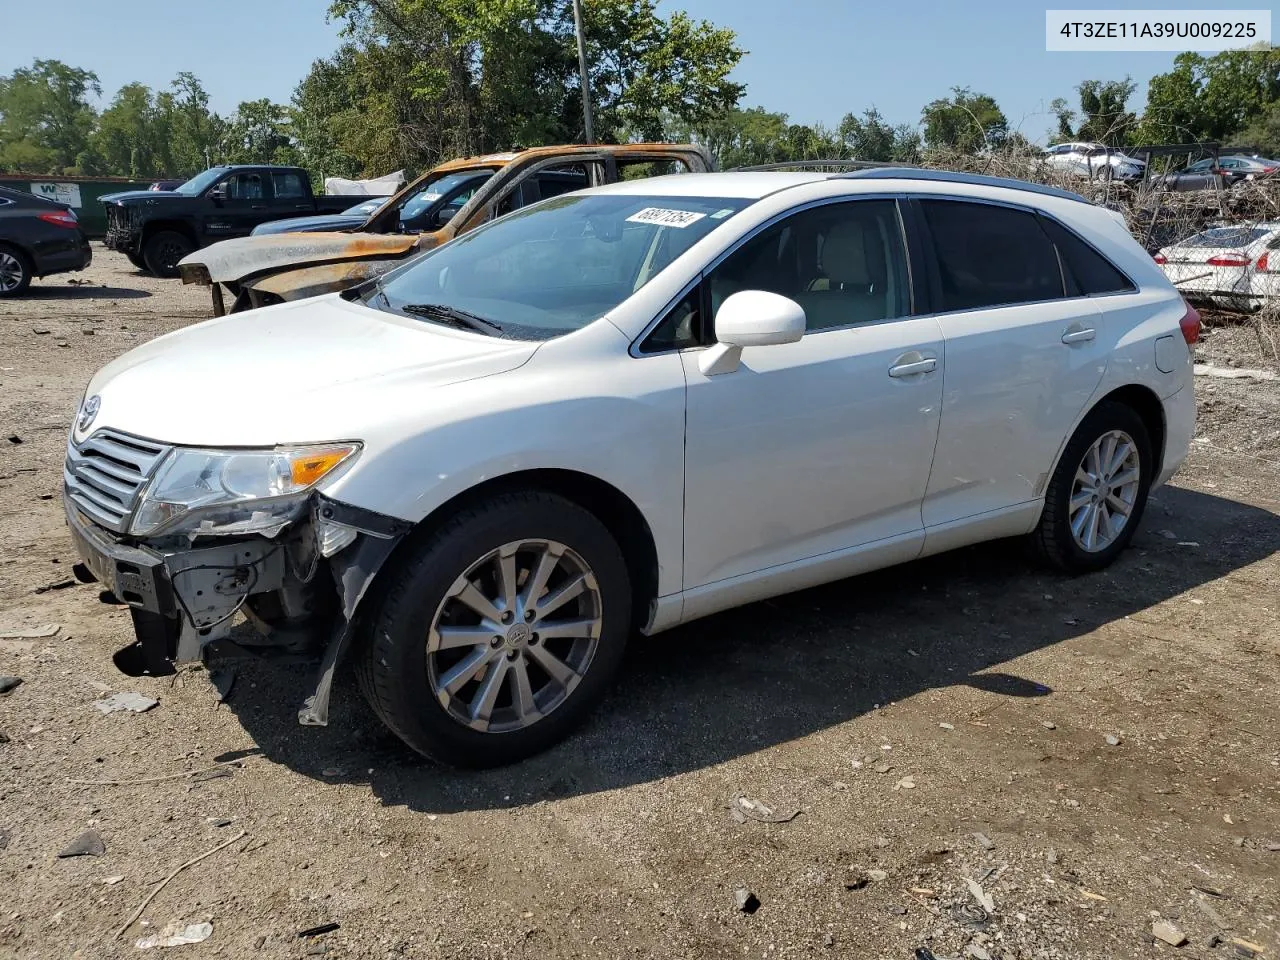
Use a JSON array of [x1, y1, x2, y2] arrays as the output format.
[[888, 356, 938, 378], [250, 203, 267, 211], [1061, 326, 1096, 344]]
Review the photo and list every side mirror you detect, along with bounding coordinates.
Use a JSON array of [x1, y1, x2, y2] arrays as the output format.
[[699, 290, 805, 376], [434, 207, 458, 228], [208, 185, 227, 203]]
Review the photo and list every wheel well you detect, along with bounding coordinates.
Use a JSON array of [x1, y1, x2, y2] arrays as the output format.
[[384, 470, 661, 632], [0, 241, 32, 269], [1097, 384, 1166, 476], [141, 220, 197, 246]]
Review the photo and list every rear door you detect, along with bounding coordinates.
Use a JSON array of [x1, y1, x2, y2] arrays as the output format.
[[270, 170, 315, 219], [912, 197, 1108, 528]]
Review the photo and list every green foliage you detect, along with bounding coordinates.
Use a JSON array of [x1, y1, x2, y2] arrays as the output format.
[[222, 98, 299, 166], [1137, 46, 1280, 145], [1230, 99, 1280, 156], [921, 87, 1007, 153], [0, 59, 101, 174], [839, 107, 921, 163]]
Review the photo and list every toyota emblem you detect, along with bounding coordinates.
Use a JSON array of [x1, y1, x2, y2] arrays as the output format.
[[77, 394, 101, 432]]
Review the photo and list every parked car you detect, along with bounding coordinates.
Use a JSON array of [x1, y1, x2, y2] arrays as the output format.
[[65, 168, 1196, 766], [148, 180, 185, 192], [101, 165, 356, 278], [1155, 223, 1280, 311], [0, 185, 92, 297], [1042, 142, 1145, 180], [1157, 155, 1280, 192], [250, 197, 391, 236], [178, 143, 712, 315]]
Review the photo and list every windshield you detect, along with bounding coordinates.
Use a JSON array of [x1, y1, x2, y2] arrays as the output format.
[[174, 168, 228, 196], [372, 193, 753, 340], [399, 171, 494, 224]]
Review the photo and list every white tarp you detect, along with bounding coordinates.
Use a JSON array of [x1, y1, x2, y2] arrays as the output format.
[[324, 170, 405, 196]]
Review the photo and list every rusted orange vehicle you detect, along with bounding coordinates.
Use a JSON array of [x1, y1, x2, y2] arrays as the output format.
[[178, 143, 714, 315]]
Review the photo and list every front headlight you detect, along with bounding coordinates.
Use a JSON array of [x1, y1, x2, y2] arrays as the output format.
[[131, 443, 360, 537]]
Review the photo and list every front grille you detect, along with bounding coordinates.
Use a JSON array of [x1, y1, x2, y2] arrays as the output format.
[[64, 430, 170, 533], [103, 206, 136, 248]]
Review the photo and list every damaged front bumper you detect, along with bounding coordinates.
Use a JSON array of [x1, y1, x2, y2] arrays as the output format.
[[64, 494, 411, 726]]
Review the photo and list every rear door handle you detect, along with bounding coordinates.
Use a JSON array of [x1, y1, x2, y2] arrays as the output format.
[[888, 357, 937, 378], [1061, 326, 1096, 344]]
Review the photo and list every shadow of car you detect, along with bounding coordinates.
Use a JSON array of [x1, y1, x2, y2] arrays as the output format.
[[214, 486, 1280, 813]]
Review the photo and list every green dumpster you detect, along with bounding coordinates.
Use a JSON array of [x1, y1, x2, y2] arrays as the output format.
[[0, 175, 157, 238]]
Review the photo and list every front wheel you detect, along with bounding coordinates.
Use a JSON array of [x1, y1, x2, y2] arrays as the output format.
[[142, 230, 194, 278], [125, 251, 147, 270], [1032, 401, 1153, 573], [356, 491, 632, 767]]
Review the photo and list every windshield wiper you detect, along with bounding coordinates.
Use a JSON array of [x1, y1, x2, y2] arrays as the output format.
[[397, 302, 504, 335]]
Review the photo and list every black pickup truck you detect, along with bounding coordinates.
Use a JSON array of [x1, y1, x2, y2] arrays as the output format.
[[101, 165, 354, 277]]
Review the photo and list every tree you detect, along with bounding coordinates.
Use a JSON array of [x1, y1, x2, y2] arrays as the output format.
[[163, 72, 224, 174], [1137, 46, 1280, 144], [1231, 99, 1280, 156], [93, 83, 173, 177], [222, 99, 298, 165], [838, 107, 921, 163], [313, 0, 746, 175], [921, 87, 1007, 153], [0, 59, 100, 173]]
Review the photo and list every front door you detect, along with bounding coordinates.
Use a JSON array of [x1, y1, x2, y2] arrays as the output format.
[[205, 170, 269, 240], [681, 198, 944, 588]]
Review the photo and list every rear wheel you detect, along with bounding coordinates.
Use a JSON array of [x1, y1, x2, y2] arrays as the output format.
[[1032, 401, 1153, 573], [0, 244, 31, 296], [142, 230, 194, 278], [356, 491, 631, 767]]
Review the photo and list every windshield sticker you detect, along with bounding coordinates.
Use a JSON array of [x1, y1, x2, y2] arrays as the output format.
[[626, 207, 707, 228], [710, 208, 734, 219], [423, 192, 443, 201]]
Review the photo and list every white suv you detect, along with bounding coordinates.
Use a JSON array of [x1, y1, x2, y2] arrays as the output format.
[[64, 169, 1197, 766]]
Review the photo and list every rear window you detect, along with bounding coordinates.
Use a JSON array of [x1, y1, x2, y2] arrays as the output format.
[[1182, 227, 1270, 248], [1039, 218, 1135, 296], [920, 199, 1063, 311]]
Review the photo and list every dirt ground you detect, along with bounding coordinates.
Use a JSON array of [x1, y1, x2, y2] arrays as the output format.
[[0, 247, 1277, 960]]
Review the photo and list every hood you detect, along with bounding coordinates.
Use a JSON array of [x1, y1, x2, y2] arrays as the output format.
[[79, 295, 537, 448], [178, 231, 421, 285], [100, 190, 186, 205], [251, 215, 368, 237]]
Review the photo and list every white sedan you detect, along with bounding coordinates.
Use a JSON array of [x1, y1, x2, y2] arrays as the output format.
[[64, 169, 1196, 766], [1156, 223, 1280, 312]]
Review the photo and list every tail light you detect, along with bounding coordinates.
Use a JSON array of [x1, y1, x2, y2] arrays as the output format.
[[37, 210, 78, 228], [1153, 253, 1167, 264], [1206, 254, 1251, 267], [1258, 251, 1270, 271], [1179, 302, 1201, 345]]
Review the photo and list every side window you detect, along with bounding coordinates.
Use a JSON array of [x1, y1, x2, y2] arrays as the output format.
[[619, 157, 692, 181], [919, 200, 1062, 311], [222, 173, 265, 201], [272, 171, 307, 199], [708, 200, 909, 333], [639, 287, 701, 354], [1039, 217, 1135, 296]]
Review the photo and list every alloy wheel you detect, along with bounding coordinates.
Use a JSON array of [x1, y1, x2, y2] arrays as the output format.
[[426, 539, 603, 733], [0, 251, 24, 292], [1069, 429, 1141, 553]]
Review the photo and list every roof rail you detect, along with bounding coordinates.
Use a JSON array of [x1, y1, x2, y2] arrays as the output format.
[[731, 159, 906, 172], [838, 167, 1092, 204]]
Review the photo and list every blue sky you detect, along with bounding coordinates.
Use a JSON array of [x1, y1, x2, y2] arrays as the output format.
[[0, 0, 1239, 144]]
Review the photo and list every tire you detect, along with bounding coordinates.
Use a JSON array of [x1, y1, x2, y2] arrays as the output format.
[[1032, 401, 1153, 573], [142, 230, 194, 278], [0, 244, 32, 297], [356, 490, 632, 767], [125, 251, 147, 270]]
